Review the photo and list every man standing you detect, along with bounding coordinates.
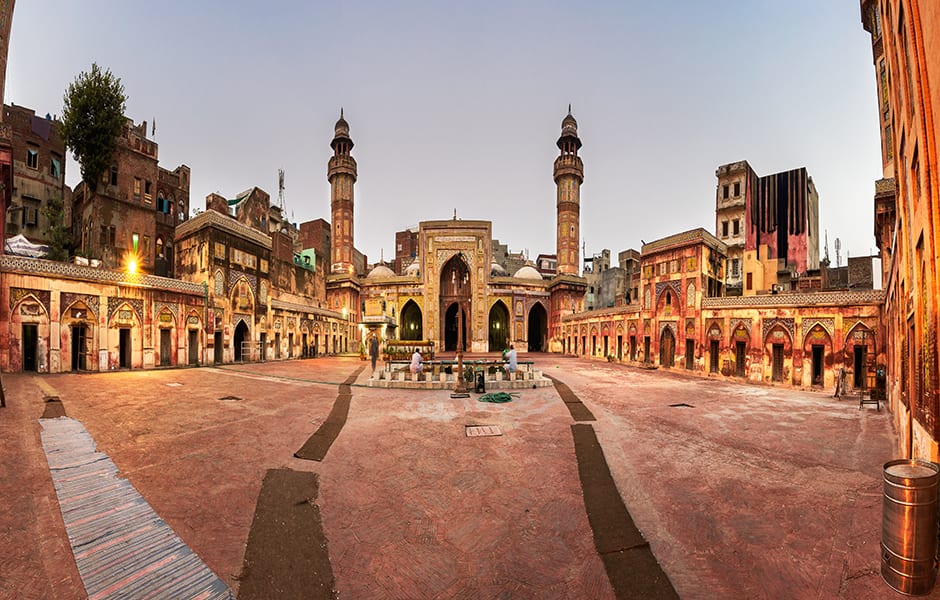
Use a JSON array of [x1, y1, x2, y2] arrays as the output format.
[[369, 335, 380, 371]]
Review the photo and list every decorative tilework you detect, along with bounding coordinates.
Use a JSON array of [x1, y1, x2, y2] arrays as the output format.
[[60, 293, 99, 320], [761, 317, 795, 341], [228, 270, 257, 296], [654, 280, 682, 305], [10, 287, 50, 315], [802, 318, 835, 344], [108, 298, 144, 324], [843, 317, 878, 335], [729, 317, 752, 336], [156, 303, 179, 322], [0, 256, 204, 295], [701, 289, 885, 308], [706, 319, 723, 338], [659, 320, 676, 337]]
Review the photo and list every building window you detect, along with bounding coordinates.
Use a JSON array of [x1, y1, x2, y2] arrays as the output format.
[[143, 235, 150, 258], [732, 219, 739, 235], [733, 182, 740, 197], [27, 147, 39, 169], [746, 272, 753, 290], [731, 259, 740, 277], [885, 124, 893, 160], [110, 165, 118, 186], [912, 147, 920, 202], [722, 221, 729, 237], [134, 177, 142, 199], [880, 59, 889, 113], [658, 262, 666, 275], [144, 180, 152, 202], [51, 153, 62, 179], [722, 184, 729, 199], [156, 237, 165, 258]]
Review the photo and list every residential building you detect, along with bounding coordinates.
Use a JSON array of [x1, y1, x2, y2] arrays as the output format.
[[861, 0, 940, 459], [3, 104, 68, 245]]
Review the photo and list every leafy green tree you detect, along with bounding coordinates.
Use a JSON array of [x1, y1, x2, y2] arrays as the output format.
[[60, 63, 127, 192], [41, 195, 73, 261]]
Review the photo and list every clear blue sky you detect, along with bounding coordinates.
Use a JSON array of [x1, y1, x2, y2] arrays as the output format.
[[6, 1, 882, 267]]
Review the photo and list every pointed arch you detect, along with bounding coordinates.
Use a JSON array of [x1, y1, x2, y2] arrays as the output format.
[[488, 300, 509, 351], [527, 302, 548, 352], [401, 299, 423, 341]]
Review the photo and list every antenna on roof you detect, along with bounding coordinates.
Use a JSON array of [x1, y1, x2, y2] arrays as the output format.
[[278, 169, 286, 211], [824, 230, 830, 265], [834, 238, 841, 268]]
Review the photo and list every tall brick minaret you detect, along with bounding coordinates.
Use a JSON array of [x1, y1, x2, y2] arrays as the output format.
[[328, 109, 357, 274], [553, 106, 583, 276]]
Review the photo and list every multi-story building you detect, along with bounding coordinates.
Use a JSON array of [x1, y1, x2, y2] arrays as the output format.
[[3, 104, 68, 245], [618, 249, 641, 304], [861, 0, 939, 459], [716, 161, 820, 295], [0, 1, 16, 248], [72, 118, 190, 276]]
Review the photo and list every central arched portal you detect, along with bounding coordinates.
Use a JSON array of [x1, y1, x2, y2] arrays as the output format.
[[400, 300, 423, 340], [528, 303, 548, 352], [233, 320, 250, 361], [488, 301, 509, 351], [440, 254, 472, 352]]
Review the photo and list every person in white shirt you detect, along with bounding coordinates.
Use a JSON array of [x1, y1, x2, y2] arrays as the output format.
[[410, 349, 424, 374]]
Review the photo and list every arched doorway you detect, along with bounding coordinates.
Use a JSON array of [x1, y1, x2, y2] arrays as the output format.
[[660, 326, 675, 368], [440, 254, 471, 352], [444, 302, 467, 351], [234, 320, 249, 362], [401, 300, 423, 341], [528, 303, 547, 352], [488, 301, 509, 351]]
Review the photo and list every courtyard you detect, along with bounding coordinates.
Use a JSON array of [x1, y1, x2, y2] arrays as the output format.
[[0, 355, 916, 599]]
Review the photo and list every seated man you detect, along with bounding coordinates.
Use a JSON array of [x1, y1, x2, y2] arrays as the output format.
[[505, 344, 517, 375], [410, 349, 424, 374]]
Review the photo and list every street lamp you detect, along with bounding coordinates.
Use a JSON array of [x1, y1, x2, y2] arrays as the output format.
[[451, 256, 470, 398]]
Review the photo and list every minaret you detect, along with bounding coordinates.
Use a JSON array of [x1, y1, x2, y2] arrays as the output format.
[[553, 106, 583, 276], [328, 109, 357, 274]]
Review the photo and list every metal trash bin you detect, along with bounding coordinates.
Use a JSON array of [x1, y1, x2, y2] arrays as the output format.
[[474, 370, 485, 394], [882, 459, 940, 595]]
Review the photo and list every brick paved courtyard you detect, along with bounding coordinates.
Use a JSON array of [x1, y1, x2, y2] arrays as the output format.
[[0, 355, 926, 599]]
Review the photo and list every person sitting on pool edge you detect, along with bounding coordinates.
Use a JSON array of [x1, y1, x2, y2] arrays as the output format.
[[505, 345, 517, 376], [410, 348, 424, 374]]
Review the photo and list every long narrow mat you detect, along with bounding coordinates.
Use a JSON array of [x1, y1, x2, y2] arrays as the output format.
[[571, 423, 679, 599], [294, 366, 366, 461], [545, 373, 597, 421], [237, 469, 334, 599], [40, 417, 234, 600]]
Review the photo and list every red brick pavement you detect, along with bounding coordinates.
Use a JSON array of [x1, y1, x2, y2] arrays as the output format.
[[0, 355, 931, 599]]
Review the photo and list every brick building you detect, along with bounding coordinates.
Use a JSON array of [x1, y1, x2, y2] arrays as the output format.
[[861, 0, 940, 459], [72, 118, 190, 276], [2, 104, 68, 245], [0, 1, 15, 247], [715, 161, 820, 295]]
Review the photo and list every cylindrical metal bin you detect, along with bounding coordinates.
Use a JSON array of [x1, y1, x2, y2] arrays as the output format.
[[882, 459, 940, 595]]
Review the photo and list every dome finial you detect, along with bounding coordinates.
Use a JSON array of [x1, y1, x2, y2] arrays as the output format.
[[340, 107, 344, 119], [568, 103, 571, 115]]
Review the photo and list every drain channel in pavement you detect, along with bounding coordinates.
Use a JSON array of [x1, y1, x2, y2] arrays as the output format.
[[668, 403, 694, 408]]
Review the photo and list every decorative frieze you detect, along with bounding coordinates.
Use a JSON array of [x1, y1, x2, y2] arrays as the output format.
[[10, 287, 50, 315], [108, 297, 144, 324], [60, 292, 99, 320], [761, 317, 795, 341]]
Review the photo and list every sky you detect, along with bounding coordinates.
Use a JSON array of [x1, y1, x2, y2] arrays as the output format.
[[6, 1, 884, 268]]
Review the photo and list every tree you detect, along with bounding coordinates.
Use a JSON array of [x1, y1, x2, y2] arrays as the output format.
[[41, 195, 73, 261], [60, 63, 127, 192]]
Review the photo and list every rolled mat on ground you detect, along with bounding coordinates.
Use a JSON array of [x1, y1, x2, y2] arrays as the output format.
[[478, 392, 518, 403]]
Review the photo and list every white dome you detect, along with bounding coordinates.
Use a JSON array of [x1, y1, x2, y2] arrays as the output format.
[[404, 260, 420, 276], [490, 262, 508, 276], [513, 265, 542, 280], [366, 265, 396, 279]]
